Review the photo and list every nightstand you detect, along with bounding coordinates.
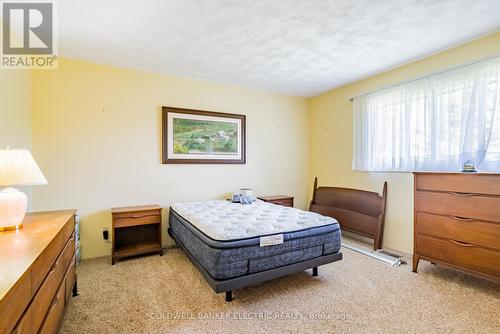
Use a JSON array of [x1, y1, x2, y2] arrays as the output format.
[[111, 205, 162, 265], [257, 195, 294, 207]]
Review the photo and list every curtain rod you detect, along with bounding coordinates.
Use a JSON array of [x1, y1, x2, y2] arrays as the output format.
[[348, 52, 500, 101]]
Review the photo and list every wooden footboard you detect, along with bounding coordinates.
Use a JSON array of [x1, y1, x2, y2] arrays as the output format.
[[309, 177, 387, 250]]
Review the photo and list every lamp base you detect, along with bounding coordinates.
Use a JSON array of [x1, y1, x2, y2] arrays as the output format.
[[0, 223, 23, 232], [0, 187, 28, 232]]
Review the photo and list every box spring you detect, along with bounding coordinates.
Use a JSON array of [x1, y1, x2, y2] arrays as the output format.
[[169, 209, 341, 280]]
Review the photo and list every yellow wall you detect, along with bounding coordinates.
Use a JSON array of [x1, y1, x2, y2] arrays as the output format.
[[309, 32, 500, 253], [32, 59, 309, 259], [0, 70, 33, 206]]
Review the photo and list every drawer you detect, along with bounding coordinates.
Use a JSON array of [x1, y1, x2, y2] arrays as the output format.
[[416, 212, 500, 251], [64, 256, 76, 303], [114, 214, 161, 228], [38, 282, 65, 334], [32, 216, 75, 294], [270, 199, 293, 207], [416, 235, 500, 277], [0, 271, 31, 334], [112, 210, 161, 220], [31, 233, 75, 333], [415, 191, 500, 222], [10, 303, 33, 334], [415, 173, 500, 196]]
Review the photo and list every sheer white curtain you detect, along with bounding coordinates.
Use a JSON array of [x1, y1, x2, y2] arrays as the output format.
[[353, 56, 500, 172]]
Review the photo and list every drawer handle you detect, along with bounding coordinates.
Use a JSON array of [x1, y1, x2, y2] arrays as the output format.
[[450, 240, 475, 247], [450, 192, 476, 197], [451, 216, 474, 222], [123, 214, 155, 219], [49, 259, 59, 275], [48, 293, 60, 313]]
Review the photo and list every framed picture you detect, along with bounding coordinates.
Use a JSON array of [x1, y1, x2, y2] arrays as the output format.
[[162, 106, 246, 164]]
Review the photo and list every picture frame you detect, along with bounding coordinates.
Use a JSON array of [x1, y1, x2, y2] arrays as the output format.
[[162, 106, 246, 164]]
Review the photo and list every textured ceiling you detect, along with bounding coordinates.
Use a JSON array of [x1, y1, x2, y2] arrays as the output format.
[[59, 0, 500, 97]]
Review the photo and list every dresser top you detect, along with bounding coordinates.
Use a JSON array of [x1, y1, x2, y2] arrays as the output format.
[[0, 210, 76, 301], [257, 195, 294, 201]]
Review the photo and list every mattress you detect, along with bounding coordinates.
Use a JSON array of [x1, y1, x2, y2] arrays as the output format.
[[169, 200, 341, 280]]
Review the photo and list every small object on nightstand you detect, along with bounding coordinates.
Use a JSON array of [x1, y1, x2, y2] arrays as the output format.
[[257, 195, 294, 207], [111, 205, 163, 265]]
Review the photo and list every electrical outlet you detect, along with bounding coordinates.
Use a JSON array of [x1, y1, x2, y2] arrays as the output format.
[[102, 227, 109, 241]]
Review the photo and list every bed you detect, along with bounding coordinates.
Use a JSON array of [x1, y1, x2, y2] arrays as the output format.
[[168, 200, 342, 301]]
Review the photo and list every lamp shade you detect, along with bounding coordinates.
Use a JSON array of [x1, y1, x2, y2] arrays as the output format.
[[0, 149, 48, 187]]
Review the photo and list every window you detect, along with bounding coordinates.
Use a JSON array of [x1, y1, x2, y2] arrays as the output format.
[[353, 56, 500, 172]]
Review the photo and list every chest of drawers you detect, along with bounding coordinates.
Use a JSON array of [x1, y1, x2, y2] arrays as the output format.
[[0, 210, 77, 334], [413, 173, 500, 282]]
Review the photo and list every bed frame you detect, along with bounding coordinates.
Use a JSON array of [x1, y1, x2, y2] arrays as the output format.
[[309, 177, 387, 250], [168, 210, 342, 302]]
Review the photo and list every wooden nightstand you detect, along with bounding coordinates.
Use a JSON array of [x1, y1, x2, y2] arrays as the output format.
[[257, 195, 294, 207], [111, 205, 162, 265]]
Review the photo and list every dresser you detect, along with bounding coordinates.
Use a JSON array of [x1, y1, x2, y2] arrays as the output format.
[[257, 195, 294, 207], [413, 173, 500, 282], [0, 210, 77, 334]]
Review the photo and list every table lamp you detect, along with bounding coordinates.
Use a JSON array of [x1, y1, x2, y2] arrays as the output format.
[[0, 148, 47, 231]]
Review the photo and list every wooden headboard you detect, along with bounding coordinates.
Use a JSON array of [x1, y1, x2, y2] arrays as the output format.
[[309, 177, 387, 250]]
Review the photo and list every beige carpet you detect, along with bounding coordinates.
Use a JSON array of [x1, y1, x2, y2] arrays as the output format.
[[60, 247, 500, 334]]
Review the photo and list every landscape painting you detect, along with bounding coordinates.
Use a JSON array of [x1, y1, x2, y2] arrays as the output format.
[[173, 118, 238, 155], [162, 107, 246, 164]]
